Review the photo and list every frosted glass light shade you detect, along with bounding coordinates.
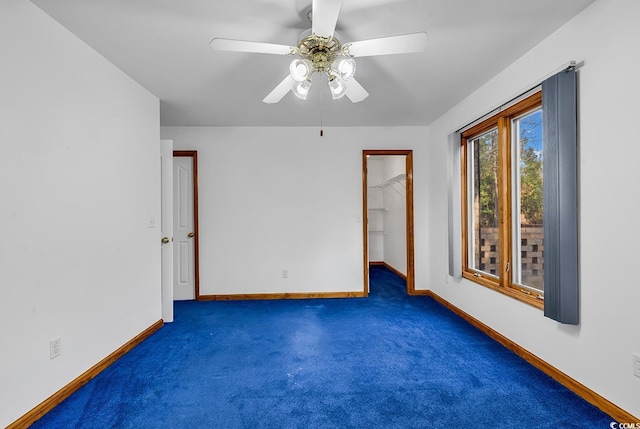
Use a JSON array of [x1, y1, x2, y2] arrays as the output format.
[[328, 77, 346, 99], [335, 58, 356, 80], [292, 79, 312, 100], [289, 59, 311, 82]]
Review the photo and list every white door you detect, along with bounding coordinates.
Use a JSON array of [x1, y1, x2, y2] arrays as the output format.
[[160, 140, 174, 321], [173, 156, 196, 300]]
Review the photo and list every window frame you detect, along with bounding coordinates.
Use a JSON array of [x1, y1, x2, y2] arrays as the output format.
[[460, 91, 544, 309]]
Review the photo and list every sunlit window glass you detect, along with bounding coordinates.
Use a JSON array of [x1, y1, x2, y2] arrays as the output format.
[[468, 128, 499, 277], [512, 109, 544, 292]]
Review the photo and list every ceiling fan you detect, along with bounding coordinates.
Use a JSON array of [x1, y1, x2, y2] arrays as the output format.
[[209, 0, 428, 104]]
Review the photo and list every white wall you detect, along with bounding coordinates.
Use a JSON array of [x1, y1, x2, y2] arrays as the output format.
[[426, 0, 640, 417], [382, 156, 407, 275], [160, 126, 428, 296], [0, 1, 161, 426]]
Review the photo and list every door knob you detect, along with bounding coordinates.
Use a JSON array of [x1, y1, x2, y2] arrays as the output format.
[[187, 232, 195, 238], [161, 237, 170, 244]]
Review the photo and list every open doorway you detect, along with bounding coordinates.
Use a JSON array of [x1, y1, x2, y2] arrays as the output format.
[[362, 150, 415, 295]]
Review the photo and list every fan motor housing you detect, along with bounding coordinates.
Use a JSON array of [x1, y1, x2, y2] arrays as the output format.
[[297, 32, 342, 73]]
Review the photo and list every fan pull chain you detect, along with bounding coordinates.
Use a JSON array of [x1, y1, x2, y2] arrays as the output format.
[[320, 85, 324, 137]]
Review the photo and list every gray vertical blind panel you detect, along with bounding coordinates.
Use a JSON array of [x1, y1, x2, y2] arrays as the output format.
[[542, 69, 579, 324], [447, 132, 462, 278]]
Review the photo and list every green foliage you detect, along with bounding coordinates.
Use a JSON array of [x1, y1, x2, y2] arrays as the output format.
[[519, 144, 543, 224], [477, 130, 499, 227], [519, 114, 543, 225], [474, 115, 543, 228]]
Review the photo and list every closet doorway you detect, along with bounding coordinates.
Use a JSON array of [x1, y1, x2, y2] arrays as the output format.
[[362, 150, 415, 295]]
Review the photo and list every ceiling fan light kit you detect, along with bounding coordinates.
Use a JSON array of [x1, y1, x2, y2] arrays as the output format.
[[209, 0, 428, 104], [328, 75, 347, 99], [336, 58, 356, 80], [292, 79, 312, 100], [289, 59, 313, 82]]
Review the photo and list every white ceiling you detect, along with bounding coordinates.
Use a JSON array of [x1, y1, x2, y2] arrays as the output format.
[[31, 0, 595, 127]]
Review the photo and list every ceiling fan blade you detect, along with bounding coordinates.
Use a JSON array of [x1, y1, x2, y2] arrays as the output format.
[[263, 75, 298, 104], [345, 32, 428, 57], [345, 78, 369, 103], [312, 0, 342, 38], [210, 38, 295, 55]]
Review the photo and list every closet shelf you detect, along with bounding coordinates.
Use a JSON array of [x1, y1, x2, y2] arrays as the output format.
[[369, 173, 406, 189], [368, 207, 387, 211]]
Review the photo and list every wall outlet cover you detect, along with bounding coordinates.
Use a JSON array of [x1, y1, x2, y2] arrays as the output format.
[[50, 337, 61, 360]]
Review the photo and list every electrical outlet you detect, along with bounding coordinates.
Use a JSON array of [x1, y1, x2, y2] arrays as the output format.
[[50, 337, 61, 360], [282, 270, 288, 279], [633, 353, 640, 378]]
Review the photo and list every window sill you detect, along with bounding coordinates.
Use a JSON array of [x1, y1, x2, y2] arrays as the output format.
[[462, 271, 544, 310]]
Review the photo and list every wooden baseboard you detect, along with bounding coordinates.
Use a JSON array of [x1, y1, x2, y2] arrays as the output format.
[[369, 261, 407, 280], [424, 291, 638, 423], [200, 291, 367, 301], [383, 262, 406, 280], [9, 320, 164, 429]]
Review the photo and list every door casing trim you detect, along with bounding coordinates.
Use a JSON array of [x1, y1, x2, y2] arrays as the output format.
[[362, 150, 415, 295]]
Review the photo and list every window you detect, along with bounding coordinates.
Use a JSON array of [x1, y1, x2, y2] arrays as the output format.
[[461, 92, 544, 308]]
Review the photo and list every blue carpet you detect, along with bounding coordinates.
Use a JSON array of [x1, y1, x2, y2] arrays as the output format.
[[32, 266, 613, 428]]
